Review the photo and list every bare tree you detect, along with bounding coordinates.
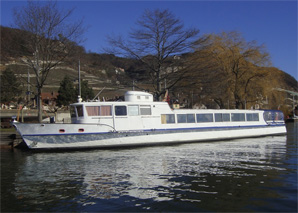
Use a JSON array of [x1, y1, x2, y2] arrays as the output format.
[[13, 0, 84, 122], [106, 9, 199, 100]]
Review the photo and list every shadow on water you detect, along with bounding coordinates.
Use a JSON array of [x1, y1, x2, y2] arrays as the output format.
[[1, 122, 297, 212]]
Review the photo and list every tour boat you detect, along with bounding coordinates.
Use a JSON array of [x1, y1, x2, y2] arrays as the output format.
[[13, 91, 287, 150]]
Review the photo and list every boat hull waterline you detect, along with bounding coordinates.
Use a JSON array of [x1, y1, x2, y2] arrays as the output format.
[[15, 123, 286, 150]]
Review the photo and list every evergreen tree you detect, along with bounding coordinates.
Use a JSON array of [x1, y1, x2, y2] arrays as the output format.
[[56, 75, 76, 106], [57, 77, 94, 106], [0, 68, 22, 103]]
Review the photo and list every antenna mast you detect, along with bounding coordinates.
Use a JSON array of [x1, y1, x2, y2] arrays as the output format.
[[78, 60, 82, 102]]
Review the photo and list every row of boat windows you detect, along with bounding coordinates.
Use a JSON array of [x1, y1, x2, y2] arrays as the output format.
[[71, 105, 152, 117], [71, 105, 262, 124], [161, 113, 260, 124]]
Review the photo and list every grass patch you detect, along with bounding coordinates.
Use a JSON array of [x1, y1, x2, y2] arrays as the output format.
[[0, 128, 16, 133]]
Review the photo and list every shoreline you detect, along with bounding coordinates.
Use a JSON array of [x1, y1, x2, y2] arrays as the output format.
[[0, 129, 19, 149]]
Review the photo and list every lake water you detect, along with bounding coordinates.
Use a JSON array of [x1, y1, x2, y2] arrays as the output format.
[[1, 123, 297, 212]]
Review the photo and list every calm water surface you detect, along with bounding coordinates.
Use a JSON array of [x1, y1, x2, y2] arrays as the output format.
[[1, 123, 297, 212]]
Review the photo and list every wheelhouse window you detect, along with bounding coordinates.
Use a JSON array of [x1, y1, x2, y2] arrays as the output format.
[[70, 106, 76, 118], [246, 113, 259, 121], [140, 105, 151, 115], [115, 106, 127, 116], [196, 114, 213, 123], [215, 113, 230, 122], [86, 106, 112, 116], [231, 113, 245, 122], [76, 105, 84, 117], [128, 105, 139, 116], [161, 114, 175, 124]]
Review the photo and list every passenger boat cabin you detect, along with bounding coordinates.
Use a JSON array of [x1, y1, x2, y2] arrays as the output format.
[[69, 91, 285, 131]]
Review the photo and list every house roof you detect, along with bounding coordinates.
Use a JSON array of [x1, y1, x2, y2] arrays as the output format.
[[41, 92, 58, 100]]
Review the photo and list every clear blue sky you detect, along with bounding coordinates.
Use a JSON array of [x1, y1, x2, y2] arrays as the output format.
[[1, 0, 297, 80]]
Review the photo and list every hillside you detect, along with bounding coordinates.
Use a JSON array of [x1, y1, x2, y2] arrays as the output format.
[[1, 26, 297, 113], [0, 26, 140, 98]]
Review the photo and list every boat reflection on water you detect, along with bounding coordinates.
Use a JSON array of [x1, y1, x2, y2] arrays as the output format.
[[11, 135, 289, 211], [82, 138, 286, 201]]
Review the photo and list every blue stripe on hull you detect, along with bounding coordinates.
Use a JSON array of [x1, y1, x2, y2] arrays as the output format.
[[22, 124, 285, 144]]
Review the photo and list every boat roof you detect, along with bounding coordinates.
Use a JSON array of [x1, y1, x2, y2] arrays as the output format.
[[70, 91, 156, 106], [69, 90, 275, 113]]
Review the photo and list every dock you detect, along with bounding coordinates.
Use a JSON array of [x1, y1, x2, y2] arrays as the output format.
[[0, 130, 23, 149], [0, 109, 71, 128]]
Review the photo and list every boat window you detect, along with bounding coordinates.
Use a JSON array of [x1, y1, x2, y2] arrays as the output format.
[[86, 106, 100, 116], [222, 113, 231, 121], [128, 105, 139, 116], [101, 106, 112, 116], [177, 114, 187, 123], [70, 106, 76, 118], [161, 114, 175, 124], [215, 113, 230, 122], [263, 110, 284, 123], [196, 113, 213, 122], [140, 105, 151, 115], [115, 105, 127, 116], [231, 113, 245, 122], [86, 106, 112, 116], [264, 111, 273, 122], [76, 105, 84, 117], [187, 114, 196, 123], [274, 111, 284, 121], [246, 113, 259, 121], [177, 114, 195, 123]]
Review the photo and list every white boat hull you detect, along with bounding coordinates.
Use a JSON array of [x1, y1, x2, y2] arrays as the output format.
[[15, 123, 287, 150]]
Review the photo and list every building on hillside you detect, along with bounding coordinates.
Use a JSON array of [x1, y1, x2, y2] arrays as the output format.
[[41, 92, 58, 107]]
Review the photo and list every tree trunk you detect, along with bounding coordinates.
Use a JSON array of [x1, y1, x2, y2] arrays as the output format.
[[37, 87, 43, 123], [156, 69, 162, 101]]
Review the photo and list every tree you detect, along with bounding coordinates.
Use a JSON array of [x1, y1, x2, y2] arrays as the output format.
[[13, 0, 84, 122], [57, 76, 94, 106], [56, 75, 76, 106], [107, 9, 199, 100], [0, 68, 22, 103], [190, 31, 270, 109]]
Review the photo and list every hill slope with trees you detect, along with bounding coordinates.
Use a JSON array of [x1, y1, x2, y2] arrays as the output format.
[[1, 25, 297, 117]]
